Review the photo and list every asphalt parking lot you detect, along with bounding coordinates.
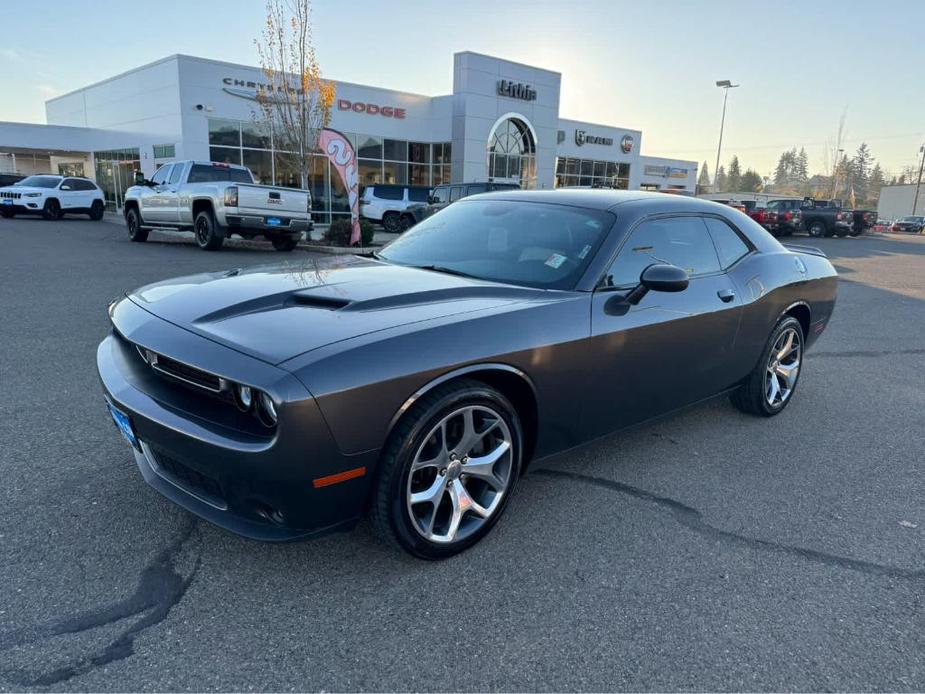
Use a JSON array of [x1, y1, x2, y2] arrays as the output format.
[[1, 216, 924, 691]]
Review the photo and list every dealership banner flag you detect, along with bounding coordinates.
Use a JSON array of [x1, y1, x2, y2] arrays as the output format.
[[319, 128, 361, 245]]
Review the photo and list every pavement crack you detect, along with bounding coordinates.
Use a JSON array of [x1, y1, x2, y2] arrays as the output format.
[[810, 348, 925, 359], [0, 518, 201, 687], [534, 468, 924, 581]]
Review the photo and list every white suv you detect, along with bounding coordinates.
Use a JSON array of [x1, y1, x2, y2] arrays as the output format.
[[359, 184, 430, 232], [0, 174, 106, 220]]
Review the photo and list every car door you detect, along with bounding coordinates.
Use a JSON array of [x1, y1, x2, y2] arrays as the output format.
[[59, 178, 84, 210], [140, 164, 172, 222], [585, 214, 744, 436], [161, 162, 184, 223]]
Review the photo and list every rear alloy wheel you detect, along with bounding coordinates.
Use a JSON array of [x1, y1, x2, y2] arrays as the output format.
[[125, 208, 148, 242], [88, 200, 105, 221], [194, 209, 224, 251], [731, 316, 804, 417], [372, 380, 522, 558], [42, 198, 61, 220], [271, 235, 299, 252], [382, 212, 401, 233], [807, 221, 826, 238]]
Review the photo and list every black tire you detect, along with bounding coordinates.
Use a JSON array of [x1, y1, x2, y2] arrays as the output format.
[[194, 209, 223, 251], [271, 235, 299, 252], [807, 220, 826, 238], [125, 207, 148, 242], [0, 209, 13, 219], [41, 198, 61, 220], [731, 316, 804, 417], [399, 214, 415, 232], [382, 211, 401, 233], [88, 200, 105, 221], [370, 379, 523, 559]]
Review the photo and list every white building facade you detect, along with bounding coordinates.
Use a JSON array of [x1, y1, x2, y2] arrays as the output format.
[[0, 52, 697, 220]]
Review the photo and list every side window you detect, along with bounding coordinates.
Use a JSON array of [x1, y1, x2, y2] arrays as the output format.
[[168, 164, 183, 184], [77, 179, 96, 191], [150, 165, 170, 185], [606, 216, 721, 288], [408, 187, 429, 203], [466, 183, 488, 196], [62, 178, 79, 190], [449, 186, 463, 202], [703, 217, 750, 268], [433, 187, 449, 204], [374, 185, 403, 201]]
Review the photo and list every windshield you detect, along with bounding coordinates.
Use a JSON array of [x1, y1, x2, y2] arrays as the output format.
[[15, 176, 61, 188], [900, 216, 923, 223], [378, 199, 614, 290]]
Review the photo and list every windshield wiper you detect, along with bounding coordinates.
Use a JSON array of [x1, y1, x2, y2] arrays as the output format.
[[412, 264, 479, 279]]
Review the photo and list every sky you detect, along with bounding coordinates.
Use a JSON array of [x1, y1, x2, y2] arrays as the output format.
[[2, 0, 923, 180]]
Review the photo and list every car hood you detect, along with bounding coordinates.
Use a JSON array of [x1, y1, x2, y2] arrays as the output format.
[[126, 257, 545, 365]]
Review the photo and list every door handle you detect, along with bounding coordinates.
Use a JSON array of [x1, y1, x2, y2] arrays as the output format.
[[717, 288, 736, 303]]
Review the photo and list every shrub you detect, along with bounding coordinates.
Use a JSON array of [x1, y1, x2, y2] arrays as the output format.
[[323, 218, 376, 247]]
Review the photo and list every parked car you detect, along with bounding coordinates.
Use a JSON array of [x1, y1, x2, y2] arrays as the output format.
[[800, 198, 853, 237], [710, 199, 748, 213], [890, 215, 925, 233], [872, 219, 891, 233], [765, 199, 804, 236], [98, 191, 837, 558], [0, 173, 26, 188], [123, 160, 312, 251], [851, 209, 875, 236], [0, 174, 105, 220], [746, 205, 779, 235], [409, 181, 520, 223], [359, 184, 430, 232]]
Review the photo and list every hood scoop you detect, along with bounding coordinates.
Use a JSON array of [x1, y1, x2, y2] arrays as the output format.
[[340, 285, 539, 313], [288, 291, 353, 310]]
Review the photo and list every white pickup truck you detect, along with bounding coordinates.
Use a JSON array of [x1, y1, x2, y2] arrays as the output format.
[[122, 160, 312, 251]]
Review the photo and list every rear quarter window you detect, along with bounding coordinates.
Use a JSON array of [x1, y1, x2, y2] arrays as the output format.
[[372, 185, 404, 201]]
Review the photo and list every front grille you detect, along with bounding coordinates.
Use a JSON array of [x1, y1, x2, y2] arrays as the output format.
[[149, 352, 224, 393], [1, 192, 21, 199], [144, 443, 227, 509]]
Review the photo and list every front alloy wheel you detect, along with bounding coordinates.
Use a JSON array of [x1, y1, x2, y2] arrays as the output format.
[[406, 405, 514, 544], [372, 380, 522, 558]]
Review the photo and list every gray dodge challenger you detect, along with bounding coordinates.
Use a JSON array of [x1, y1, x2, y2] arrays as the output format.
[[98, 190, 837, 558]]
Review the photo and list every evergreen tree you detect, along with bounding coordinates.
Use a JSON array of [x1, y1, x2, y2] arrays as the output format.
[[714, 165, 727, 192], [795, 148, 809, 184], [741, 169, 763, 192], [774, 150, 792, 186], [727, 156, 742, 191], [868, 163, 885, 206], [698, 161, 711, 188], [852, 143, 872, 203]]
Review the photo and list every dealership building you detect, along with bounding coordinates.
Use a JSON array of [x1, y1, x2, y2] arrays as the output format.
[[0, 51, 696, 220]]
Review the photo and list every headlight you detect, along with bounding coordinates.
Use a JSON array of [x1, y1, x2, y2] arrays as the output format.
[[24, 192, 42, 197], [257, 392, 277, 427]]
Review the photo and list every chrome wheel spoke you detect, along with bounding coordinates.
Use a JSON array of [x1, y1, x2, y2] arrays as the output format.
[[776, 331, 794, 361], [462, 440, 510, 490], [765, 327, 802, 406], [767, 372, 781, 403], [412, 421, 448, 471], [454, 408, 498, 457], [775, 361, 799, 389], [410, 475, 447, 508]]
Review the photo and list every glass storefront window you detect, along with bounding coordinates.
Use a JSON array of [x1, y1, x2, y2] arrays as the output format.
[[593, 161, 605, 177], [409, 142, 430, 163], [208, 119, 241, 147], [579, 160, 593, 176], [383, 161, 407, 185], [209, 146, 241, 165], [356, 135, 383, 159], [243, 149, 273, 184], [443, 143, 451, 164], [358, 159, 382, 186], [409, 164, 430, 186], [383, 139, 407, 161], [329, 160, 350, 215], [241, 122, 271, 149]]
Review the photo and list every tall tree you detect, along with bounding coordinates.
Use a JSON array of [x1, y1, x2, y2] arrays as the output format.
[[697, 161, 711, 191], [727, 156, 742, 192], [714, 165, 727, 192], [851, 142, 872, 204], [254, 0, 336, 189], [868, 163, 885, 206], [740, 168, 763, 192]]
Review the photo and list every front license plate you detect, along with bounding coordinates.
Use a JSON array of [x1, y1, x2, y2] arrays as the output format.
[[266, 217, 282, 226], [107, 402, 138, 449], [2, 199, 12, 205]]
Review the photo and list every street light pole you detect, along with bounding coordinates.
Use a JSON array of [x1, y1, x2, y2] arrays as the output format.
[[913, 144, 925, 215], [713, 80, 739, 192]]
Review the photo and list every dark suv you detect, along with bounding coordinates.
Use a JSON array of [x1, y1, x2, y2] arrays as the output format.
[[411, 181, 521, 222]]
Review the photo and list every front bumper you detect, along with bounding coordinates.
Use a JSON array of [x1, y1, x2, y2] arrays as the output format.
[[1, 201, 41, 214], [97, 300, 376, 541]]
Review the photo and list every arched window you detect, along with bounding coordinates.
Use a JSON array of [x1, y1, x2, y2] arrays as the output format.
[[487, 116, 536, 189]]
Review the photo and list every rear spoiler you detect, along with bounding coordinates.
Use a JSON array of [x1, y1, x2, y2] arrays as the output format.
[[783, 243, 827, 258]]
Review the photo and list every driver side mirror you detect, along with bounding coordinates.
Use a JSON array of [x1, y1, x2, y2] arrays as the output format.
[[428, 195, 437, 205], [134, 171, 145, 186], [60, 185, 72, 191], [625, 263, 689, 305]]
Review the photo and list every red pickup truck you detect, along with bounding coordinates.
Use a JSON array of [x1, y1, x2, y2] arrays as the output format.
[[741, 201, 779, 235]]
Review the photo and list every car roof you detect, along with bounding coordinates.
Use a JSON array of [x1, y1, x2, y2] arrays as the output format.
[[466, 188, 731, 212]]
